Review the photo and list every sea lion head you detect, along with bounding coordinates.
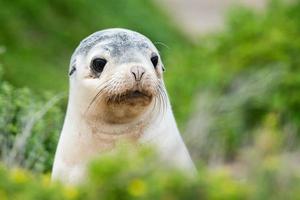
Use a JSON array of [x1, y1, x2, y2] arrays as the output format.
[[68, 28, 166, 124]]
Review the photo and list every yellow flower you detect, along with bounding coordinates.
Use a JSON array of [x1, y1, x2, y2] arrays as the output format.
[[128, 178, 147, 197], [63, 186, 79, 200], [41, 174, 51, 187], [10, 168, 29, 184]]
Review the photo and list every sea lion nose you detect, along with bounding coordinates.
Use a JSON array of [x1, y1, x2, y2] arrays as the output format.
[[130, 66, 145, 81]]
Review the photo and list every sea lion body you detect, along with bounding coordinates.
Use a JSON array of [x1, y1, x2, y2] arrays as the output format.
[[52, 28, 195, 184]]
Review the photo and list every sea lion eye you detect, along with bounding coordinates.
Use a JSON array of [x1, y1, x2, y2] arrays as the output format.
[[150, 55, 159, 68], [91, 58, 107, 73]]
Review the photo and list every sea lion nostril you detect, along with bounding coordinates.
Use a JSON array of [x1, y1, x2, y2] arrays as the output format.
[[132, 71, 137, 80], [130, 66, 146, 81]]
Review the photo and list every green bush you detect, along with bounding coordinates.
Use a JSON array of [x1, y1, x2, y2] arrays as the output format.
[[1, 144, 300, 200], [183, 0, 300, 161], [0, 64, 64, 172]]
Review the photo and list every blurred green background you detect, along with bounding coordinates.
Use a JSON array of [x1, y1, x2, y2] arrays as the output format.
[[1, 0, 300, 199]]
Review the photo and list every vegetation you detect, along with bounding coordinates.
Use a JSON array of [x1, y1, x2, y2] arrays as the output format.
[[1, 145, 300, 200], [183, 0, 300, 162], [0, 0, 187, 91], [0, 66, 64, 172], [0, 0, 300, 199]]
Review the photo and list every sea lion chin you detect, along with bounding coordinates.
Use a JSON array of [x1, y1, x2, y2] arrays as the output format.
[[99, 89, 154, 124]]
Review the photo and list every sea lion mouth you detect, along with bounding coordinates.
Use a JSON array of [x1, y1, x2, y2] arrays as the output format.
[[108, 90, 152, 105], [126, 90, 149, 98]]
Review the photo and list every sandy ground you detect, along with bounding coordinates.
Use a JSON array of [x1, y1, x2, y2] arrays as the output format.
[[158, 0, 266, 36]]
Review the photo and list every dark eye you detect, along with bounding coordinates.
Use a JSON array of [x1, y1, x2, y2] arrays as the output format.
[[91, 58, 107, 73], [151, 55, 159, 68]]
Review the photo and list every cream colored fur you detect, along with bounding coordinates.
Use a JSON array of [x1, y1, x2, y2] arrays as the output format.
[[52, 28, 195, 184]]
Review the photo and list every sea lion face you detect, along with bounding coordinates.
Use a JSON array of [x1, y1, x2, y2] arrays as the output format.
[[69, 29, 166, 123]]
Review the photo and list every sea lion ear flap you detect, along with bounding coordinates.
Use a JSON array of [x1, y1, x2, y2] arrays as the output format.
[[162, 65, 166, 72], [69, 57, 77, 76], [69, 66, 76, 76]]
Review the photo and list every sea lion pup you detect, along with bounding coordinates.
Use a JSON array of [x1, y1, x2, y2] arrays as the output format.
[[52, 28, 195, 184]]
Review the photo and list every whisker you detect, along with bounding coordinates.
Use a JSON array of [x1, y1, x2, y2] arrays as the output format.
[[158, 82, 168, 115], [85, 80, 114, 113], [150, 80, 167, 122], [154, 41, 170, 50], [86, 87, 105, 113]]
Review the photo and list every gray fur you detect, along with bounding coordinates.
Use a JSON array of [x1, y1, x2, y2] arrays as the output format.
[[70, 29, 155, 73]]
